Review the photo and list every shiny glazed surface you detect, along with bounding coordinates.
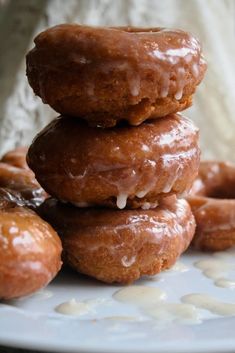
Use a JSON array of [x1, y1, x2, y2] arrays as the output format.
[[1, 147, 29, 169], [39, 196, 195, 283], [26, 24, 206, 127], [0, 147, 47, 209], [187, 161, 235, 251], [0, 147, 62, 300], [27, 114, 200, 209], [0, 202, 62, 300]]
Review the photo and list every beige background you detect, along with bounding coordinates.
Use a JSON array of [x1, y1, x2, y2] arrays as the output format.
[[0, 0, 235, 160]]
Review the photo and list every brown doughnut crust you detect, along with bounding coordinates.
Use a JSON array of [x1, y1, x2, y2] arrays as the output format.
[[39, 196, 195, 283], [0, 196, 62, 300], [1, 146, 29, 169], [26, 24, 206, 127], [187, 161, 235, 251], [0, 147, 47, 208], [0, 187, 30, 209], [27, 114, 200, 209]]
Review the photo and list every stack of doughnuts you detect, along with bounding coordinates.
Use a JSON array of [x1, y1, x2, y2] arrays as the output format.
[[26, 24, 206, 283]]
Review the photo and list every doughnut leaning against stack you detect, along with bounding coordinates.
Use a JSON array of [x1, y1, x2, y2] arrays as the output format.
[[187, 161, 235, 251], [26, 24, 207, 283], [0, 148, 62, 300]]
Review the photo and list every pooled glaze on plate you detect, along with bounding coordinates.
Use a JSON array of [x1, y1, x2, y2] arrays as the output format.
[[194, 250, 235, 288], [2, 250, 235, 353], [182, 293, 235, 316], [55, 298, 105, 316]]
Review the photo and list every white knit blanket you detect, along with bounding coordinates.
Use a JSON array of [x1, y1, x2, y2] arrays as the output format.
[[0, 0, 234, 161]]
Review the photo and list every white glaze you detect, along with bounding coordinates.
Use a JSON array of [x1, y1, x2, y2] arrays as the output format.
[[194, 259, 235, 279], [10, 289, 53, 302], [128, 73, 140, 97], [79, 205, 188, 252], [55, 299, 91, 316], [116, 193, 128, 209], [166, 261, 189, 273], [9, 226, 19, 234], [174, 89, 183, 100], [0, 234, 8, 249], [113, 286, 166, 307], [55, 298, 103, 316], [182, 293, 235, 316], [151, 46, 194, 65], [145, 303, 201, 324], [162, 165, 181, 193], [192, 62, 199, 77], [136, 190, 149, 198], [102, 316, 139, 321], [174, 67, 186, 100], [121, 255, 136, 267], [75, 28, 203, 104], [34, 290, 53, 300], [62, 115, 198, 208], [185, 53, 193, 63], [12, 231, 35, 248], [18, 261, 44, 272], [112, 145, 198, 206], [160, 72, 170, 98], [195, 256, 235, 289], [141, 144, 150, 152], [113, 285, 201, 325], [214, 278, 235, 289], [141, 201, 159, 210], [213, 248, 235, 259]]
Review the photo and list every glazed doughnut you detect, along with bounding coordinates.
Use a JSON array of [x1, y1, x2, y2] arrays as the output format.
[[26, 24, 206, 127], [0, 187, 29, 209], [187, 161, 235, 251], [0, 191, 62, 300], [39, 196, 195, 283], [27, 113, 200, 209], [0, 147, 47, 208], [1, 146, 29, 170]]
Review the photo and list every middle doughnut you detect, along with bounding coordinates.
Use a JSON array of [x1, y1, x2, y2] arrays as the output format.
[[27, 113, 200, 209]]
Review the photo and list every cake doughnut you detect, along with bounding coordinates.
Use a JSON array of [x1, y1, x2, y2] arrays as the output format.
[[0, 147, 47, 208], [0, 191, 62, 300], [27, 113, 200, 209], [39, 196, 195, 283], [187, 161, 235, 251], [0, 187, 30, 209], [26, 24, 207, 127], [1, 146, 29, 170]]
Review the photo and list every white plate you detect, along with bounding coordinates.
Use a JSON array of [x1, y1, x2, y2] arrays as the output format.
[[1, 250, 235, 353]]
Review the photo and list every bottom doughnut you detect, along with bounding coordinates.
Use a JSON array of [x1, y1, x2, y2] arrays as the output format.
[[39, 196, 195, 284]]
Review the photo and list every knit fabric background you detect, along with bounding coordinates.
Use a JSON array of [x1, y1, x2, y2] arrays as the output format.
[[0, 0, 235, 160]]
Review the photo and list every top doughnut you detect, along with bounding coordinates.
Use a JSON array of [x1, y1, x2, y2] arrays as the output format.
[[26, 24, 207, 127]]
